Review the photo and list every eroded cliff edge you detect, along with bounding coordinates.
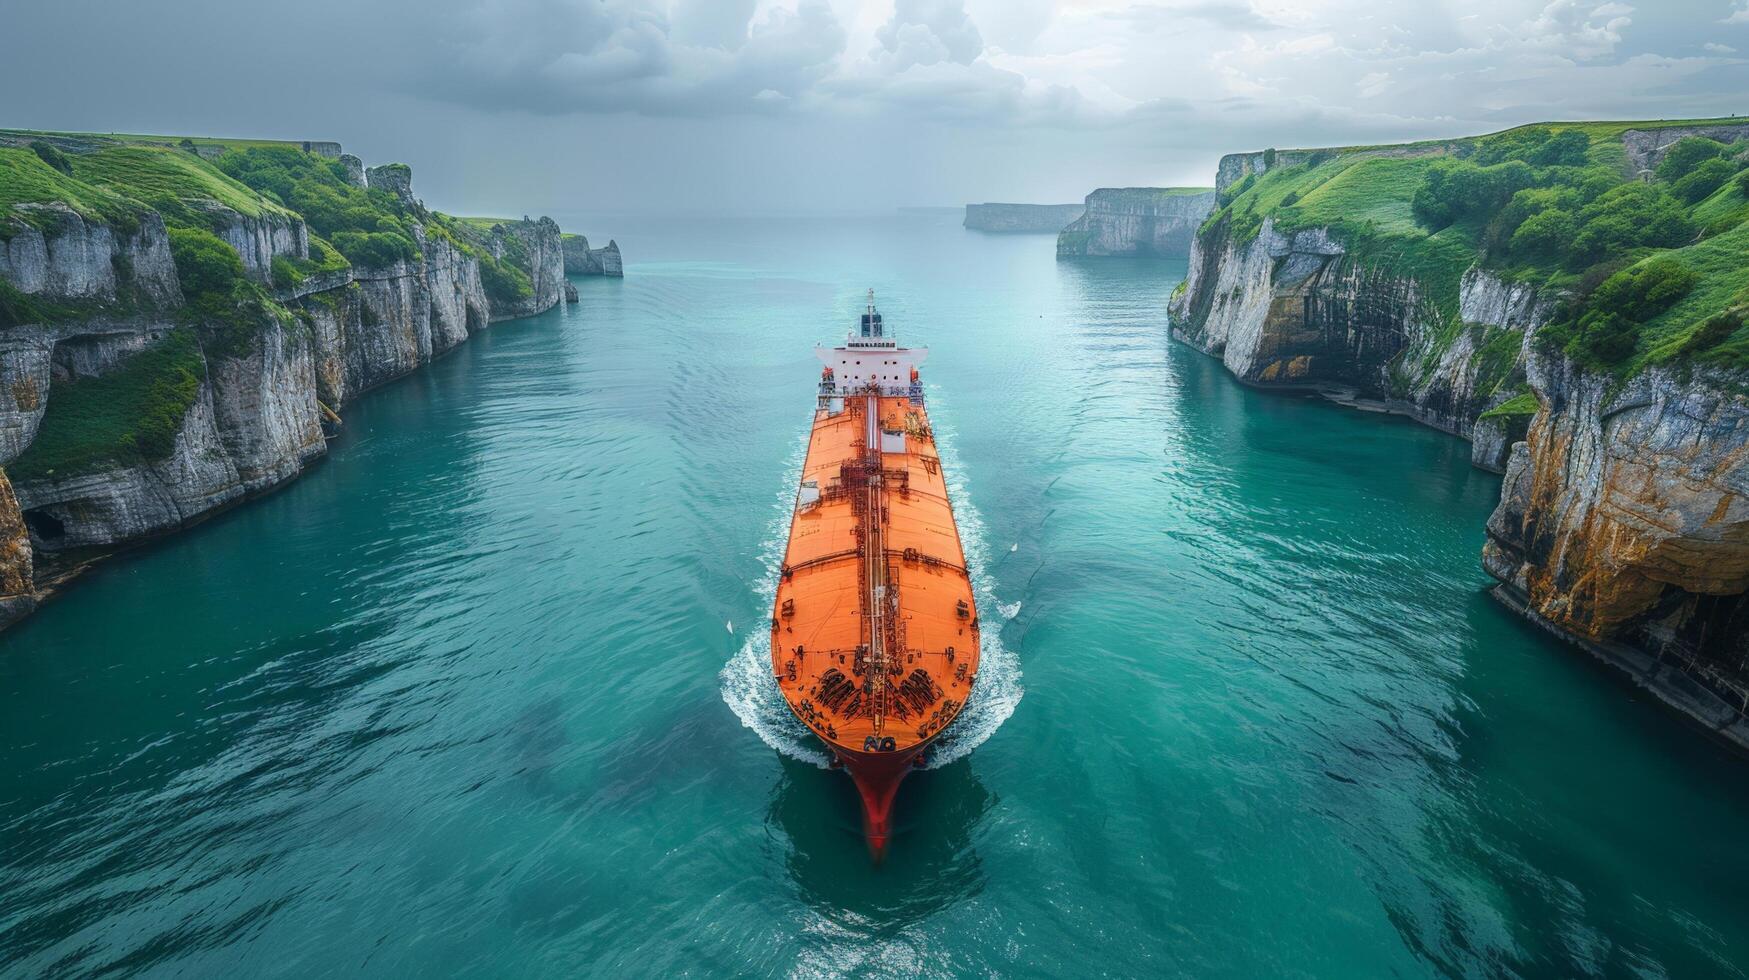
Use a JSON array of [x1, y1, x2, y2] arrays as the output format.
[[0, 133, 589, 629], [1168, 122, 1749, 751], [562, 233, 622, 277], [1057, 188, 1216, 258]]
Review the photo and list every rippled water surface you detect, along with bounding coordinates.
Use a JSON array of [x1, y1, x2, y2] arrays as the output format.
[[5, 213, 1749, 977]]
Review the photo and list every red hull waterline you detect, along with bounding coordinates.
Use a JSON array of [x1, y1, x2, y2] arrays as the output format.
[[838, 744, 928, 862]]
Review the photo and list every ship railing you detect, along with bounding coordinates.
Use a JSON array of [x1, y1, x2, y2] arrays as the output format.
[[822, 383, 918, 398]]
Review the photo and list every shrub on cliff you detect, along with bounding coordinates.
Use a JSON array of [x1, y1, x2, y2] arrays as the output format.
[[1411, 160, 1534, 230], [1570, 183, 1694, 264], [1507, 207, 1577, 258], [1673, 157, 1737, 204], [218, 146, 418, 268], [329, 230, 417, 269], [1655, 137, 1731, 182], [479, 255, 532, 307], [1672, 310, 1745, 362], [168, 226, 244, 298], [1560, 258, 1698, 369], [1473, 126, 1591, 168], [1590, 258, 1698, 321]]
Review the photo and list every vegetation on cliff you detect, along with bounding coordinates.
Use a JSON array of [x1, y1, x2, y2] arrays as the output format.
[[10, 329, 205, 481], [217, 147, 418, 267], [1196, 119, 1749, 377], [0, 146, 149, 239], [73, 146, 297, 229], [2, 130, 560, 484]]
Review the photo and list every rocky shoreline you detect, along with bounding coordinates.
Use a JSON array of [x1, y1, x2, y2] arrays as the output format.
[[0, 137, 612, 631], [1168, 125, 1749, 754]]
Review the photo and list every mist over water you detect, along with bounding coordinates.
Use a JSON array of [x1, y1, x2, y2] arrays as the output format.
[[4, 212, 1749, 976]]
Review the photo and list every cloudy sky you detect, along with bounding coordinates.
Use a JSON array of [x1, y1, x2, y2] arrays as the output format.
[[5, 0, 1749, 219]]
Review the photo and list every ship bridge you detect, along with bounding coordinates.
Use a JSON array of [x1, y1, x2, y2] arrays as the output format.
[[816, 290, 928, 398]]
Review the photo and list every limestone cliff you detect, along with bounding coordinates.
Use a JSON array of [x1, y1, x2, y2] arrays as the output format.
[[1168, 216, 1537, 466], [964, 203, 1084, 234], [1056, 188, 1216, 258], [480, 218, 566, 321], [0, 135, 573, 624], [561, 234, 623, 277], [1482, 358, 1749, 750], [1170, 123, 1749, 751]]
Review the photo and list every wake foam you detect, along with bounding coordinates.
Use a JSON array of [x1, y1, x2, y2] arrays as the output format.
[[719, 395, 1024, 770]]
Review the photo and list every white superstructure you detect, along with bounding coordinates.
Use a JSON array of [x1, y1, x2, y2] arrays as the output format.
[[815, 290, 928, 404]]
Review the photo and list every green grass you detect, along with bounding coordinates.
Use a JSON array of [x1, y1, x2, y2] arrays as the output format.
[[1, 129, 320, 152], [271, 235, 350, 289], [1199, 116, 1749, 376], [1635, 222, 1749, 347], [1291, 157, 1433, 235], [0, 147, 149, 237], [1250, 117, 1749, 159], [457, 216, 515, 232], [1480, 392, 1539, 418], [1693, 177, 1749, 233], [69, 147, 292, 227], [1214, 154, 1480, 314], [9, 329, 205, 481]]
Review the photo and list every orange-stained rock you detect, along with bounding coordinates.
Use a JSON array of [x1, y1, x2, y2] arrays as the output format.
[[0, 467, 36, 626]]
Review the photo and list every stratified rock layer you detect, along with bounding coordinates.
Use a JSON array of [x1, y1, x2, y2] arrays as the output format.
[[1057, 188, 1216, 258], [1171, 137, 1749, 750], [562, 234, 623, 277], [0, 149, 577, 625]]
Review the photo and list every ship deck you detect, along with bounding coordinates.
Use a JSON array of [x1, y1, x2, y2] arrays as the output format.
[[772, 393, 979, 755]]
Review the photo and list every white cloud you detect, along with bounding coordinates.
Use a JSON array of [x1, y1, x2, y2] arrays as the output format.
[[1356, 70, 1391, 97], [1726, 1, 1749, 24], [347, 0, 1749, 142]]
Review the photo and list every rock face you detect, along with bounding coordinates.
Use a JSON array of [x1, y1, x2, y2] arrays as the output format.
[[1174, 137, 1749, 751], [964, 203, 1084, 234], [1482, 356, 1749, 748], [1168, 216, 1539, 445], [561, 234, 623, 277], [0, 149, 571, 626], [211, 209, 308, 283], [1621, 122, 1749, 176], [0, 206, 182, 305], [1484, 356, 1749, 641], [485, 218, 566, 320], [1056, 188, 1216, 257], [0, 469, 34, 627], [366, 163, 416, 206], [17, 380, 245, 552]]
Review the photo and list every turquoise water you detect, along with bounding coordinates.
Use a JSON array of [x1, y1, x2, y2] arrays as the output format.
[[4, 213, 1749, 977]]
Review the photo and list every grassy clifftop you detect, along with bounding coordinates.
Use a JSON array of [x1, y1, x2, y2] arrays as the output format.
[[2, 130, 541, 479], [1201, 117, 1749, 376]]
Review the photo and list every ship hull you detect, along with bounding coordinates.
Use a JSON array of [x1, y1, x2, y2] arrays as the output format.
[[832, 738, 933, 862], [773, 295, 978, 861]]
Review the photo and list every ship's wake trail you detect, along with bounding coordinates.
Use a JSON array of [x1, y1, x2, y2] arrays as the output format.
[[720, 407, 1023, 771]]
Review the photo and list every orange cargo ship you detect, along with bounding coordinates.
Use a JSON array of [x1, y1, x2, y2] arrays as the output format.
[[771, 291, 979, 862]]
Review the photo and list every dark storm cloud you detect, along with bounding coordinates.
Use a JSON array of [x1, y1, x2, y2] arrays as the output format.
[[393, 0, 848, 116], [6, 0, 1749, 214]]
